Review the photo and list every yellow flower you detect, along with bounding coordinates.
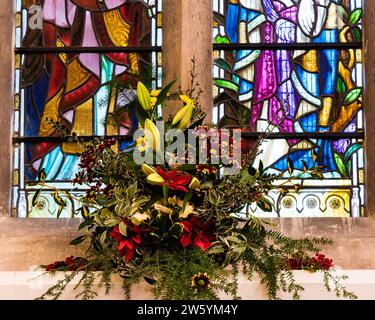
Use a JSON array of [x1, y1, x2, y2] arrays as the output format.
[[137, 81, 153, 111], [179, 94, 194, 105], [136, 136, 150, 152], [141, 164, 157, 176], [189, 177, 201, 190], [150, 90, 161, 97], [144, 119, 161, 151], [150, 96, 157, 108], [146, 172, 165, 186], [172, 104, 194, 130]]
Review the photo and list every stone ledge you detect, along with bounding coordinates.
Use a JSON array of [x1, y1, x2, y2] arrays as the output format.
[[0, 270, 374, 300], [1, 217, 375, 270]]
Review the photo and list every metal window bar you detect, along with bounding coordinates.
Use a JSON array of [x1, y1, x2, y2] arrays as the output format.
[[15, 46, 163, 54], [213, 42, 363, 51]]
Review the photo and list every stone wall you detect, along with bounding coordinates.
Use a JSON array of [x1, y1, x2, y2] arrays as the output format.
[[0, 1, 375, 271]]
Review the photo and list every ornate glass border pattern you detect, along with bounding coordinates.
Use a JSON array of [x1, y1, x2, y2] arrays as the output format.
[[13, 0, 163, 218], [212, 0, 364, 217]]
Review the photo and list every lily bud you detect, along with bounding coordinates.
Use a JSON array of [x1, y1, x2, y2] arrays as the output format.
[[141, 164, 157, 176], [137, 81, 152, 111], [189, 177, 201, 190], [146, 173, 165, 186], [179, 95, 194, 105], [172, 103, 194, 130], [150, 89, 161, 97], [144, 119, 161, 151]]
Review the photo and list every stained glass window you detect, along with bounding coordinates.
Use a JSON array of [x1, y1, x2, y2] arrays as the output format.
[[13, 0, 162, 218], [213, 0, 364, 217]]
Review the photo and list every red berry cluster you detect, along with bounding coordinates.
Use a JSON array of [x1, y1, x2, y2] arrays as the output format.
[[286, 253, 334, 271], [45, 256, 87, 272], [311, 253, 334, 270], [74, 138, 117, 185]]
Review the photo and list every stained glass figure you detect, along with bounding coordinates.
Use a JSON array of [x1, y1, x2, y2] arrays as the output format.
[[213, 0, 364, 217], [13, 0, 162, 217]]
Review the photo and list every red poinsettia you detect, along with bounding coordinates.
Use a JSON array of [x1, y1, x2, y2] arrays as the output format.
[[156, 167, 191, 192], [110, 222, 142, 263], [180, 216, 216, 251]]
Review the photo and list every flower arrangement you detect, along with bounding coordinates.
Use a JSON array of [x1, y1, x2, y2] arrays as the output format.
[[36, 71, 356, 300]]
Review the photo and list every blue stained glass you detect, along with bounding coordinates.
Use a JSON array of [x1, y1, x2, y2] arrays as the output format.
[[213, 0, 365, 217]]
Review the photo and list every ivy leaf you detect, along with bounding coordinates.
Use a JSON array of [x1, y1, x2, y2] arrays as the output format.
[[349, 8, 362, 25], [334, 153, 346, 177], [256, 196, 273, 212], [167, 223, 184, 239], [344, 143, 363, 162], [344, 88, 362, 105], [100, 230, 108, 246], [70, 235, 87, 246], [287, 157, 294, 175], [104, 218, 121, 228], [208, 190, 219, 205], [32, 189, 42, 207], [119, 221, 128, 236]]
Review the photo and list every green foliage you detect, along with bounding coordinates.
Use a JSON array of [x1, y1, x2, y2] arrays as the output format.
[[36, 68, 357, 301]]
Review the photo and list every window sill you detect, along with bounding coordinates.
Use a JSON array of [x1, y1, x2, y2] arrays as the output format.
[[0, 270, 374, 300]]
